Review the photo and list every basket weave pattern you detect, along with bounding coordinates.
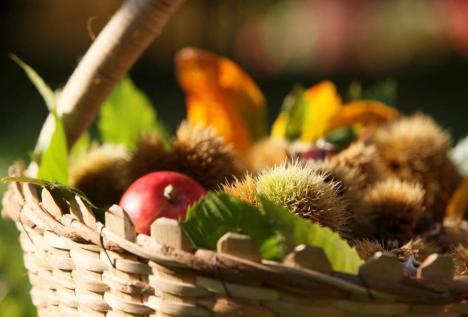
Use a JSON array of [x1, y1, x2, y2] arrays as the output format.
[[3, 167, 468, 317]]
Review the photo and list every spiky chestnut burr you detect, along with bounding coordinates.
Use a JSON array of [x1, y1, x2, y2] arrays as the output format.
[[69, 144, 129, 208], [308, 160, 369, 238], [331, 141, 389, 186], [221, 174, 258, 206], [425, 219, 468, 276], [358, 178, 425, 247], [247, 137, 290, 172], [126, 133, 172, 185], [371, 114, 462, 221], [171, 122, 245, 190], [453, 245, 468, 276], [256, 161, 348, 233], [432, 218, 468, 252], [310, 160, 367, 202], [309, 160, 366, 198], [353, 239, 385, 260], [353, 238, 438, 269], [396, 238, 439, 263], [393, 238, 439, 277]]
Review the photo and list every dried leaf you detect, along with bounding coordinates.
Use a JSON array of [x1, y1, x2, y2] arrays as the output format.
[[446, 178, 468, 219], [327, 100, 399, 133], [176, 48, 267, 152]]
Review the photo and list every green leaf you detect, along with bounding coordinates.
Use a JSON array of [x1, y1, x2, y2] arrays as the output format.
[[365, 79, 397, 106], [181, 192, 363, 274], [10, 54, 56, 111], [346, 79, 397, 106], [258, 196, 363, 274], [180, 192, 276, 253], [70, 132, 91, 159], [281, 85, 309, 140], [1, 176, 105, 221], [325, 126, 356, 150], [38, 112, 69, 185], [346, 81, 364, 101], [98, 77, 169, 150], [259, 233, 288, 261], [10, 55, 71, 186]]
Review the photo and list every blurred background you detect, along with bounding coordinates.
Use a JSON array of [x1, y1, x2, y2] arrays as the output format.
[[0, 0, 467, 315]]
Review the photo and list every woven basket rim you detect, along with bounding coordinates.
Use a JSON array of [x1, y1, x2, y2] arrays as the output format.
[[3, 161, 468, 306]]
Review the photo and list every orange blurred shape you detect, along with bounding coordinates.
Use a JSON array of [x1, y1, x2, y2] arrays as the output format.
[[327, 100, 399, 133], [176, 47, 267, 152], [446, 178, 468, 219], [300, 81, 342, 142]]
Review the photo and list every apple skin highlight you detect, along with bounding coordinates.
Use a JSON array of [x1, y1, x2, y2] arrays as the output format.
[[120, 171, 207, 234]]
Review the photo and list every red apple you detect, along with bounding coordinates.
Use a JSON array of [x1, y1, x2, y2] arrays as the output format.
[[120, 171, 207, 234]]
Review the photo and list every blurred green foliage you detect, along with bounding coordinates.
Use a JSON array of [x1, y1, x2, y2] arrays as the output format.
[[0, 154, 36, 316], [0, 218, 35, 316]]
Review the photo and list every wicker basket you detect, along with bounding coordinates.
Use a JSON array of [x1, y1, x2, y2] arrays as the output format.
[[4, 1, 468, 316], [3, 163, 468, 317]]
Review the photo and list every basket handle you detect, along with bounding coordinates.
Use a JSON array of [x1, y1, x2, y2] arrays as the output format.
[[35, 0, 184, 153]]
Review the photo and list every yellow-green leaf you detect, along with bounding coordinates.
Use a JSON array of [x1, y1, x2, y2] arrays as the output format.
[[270, 85, 310, 140], [98, 77, 168, 150], [11, 55, 69, 183], [70, 132, 91, 159], [38, 112, 69, 185], [300, 81, 342, 142], [258, 196, 363, 274], [271, 111, 289, 138]]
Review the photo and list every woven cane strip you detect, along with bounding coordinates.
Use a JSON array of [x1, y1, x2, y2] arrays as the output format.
[[2, 183, 23, 221], [41, 306, 61, 317], [77, 306, 107, 317], [212, 234, 281, 317], [70, 242, 109, 314], [147, 261, 212, 317], [44, 231, 79, 315], [147, 219, 216, 317], [263, 300, 344, 317], [102, 249, 153, 316], [146, 295, 212, 317], [18, 224, 60, 314], [99, 205, 154, 316], [58, 304, 80, 317]]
